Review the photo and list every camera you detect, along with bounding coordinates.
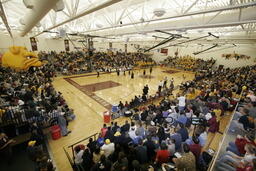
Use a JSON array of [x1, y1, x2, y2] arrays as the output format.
[[191, 117, 205, 125]]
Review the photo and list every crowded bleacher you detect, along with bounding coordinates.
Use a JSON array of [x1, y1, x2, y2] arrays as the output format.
[[70, 64, 256, 171], [1, 1, 256, 170], [163, 56, 216, 71], [1, 49, 256, 171], [38, 51, 154, 75]]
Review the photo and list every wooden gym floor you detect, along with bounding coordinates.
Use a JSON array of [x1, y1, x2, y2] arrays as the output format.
[[48, 67, 231, 171]]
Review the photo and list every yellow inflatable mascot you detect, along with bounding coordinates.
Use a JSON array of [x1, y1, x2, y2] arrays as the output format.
[[1, 46, 43, 70]]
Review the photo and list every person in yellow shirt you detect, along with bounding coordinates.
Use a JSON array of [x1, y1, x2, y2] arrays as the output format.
[[213, 108, 222, 122], [186, 88, 196, 100]]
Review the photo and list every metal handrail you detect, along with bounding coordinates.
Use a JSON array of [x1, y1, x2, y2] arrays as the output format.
[[63, 132, 98, 169], [67, 133, 98, 148], [207, 88, 245, 171], [63, 146, 73, 168], [207, 65, 254, 171]]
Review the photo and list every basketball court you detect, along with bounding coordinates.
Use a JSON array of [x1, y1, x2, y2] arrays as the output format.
[[49, 67, 193, 170], [48, 67, 230, 171]]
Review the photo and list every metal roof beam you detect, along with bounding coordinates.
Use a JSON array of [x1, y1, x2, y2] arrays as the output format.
[[82, 1, 256, 34], [0, 1, 12, 37], [34, 0, 122, 37]]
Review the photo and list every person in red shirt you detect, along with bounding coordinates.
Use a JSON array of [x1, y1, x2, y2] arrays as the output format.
[[207, 112, 219, 133], [101, 124, 108, 138], [155, 142, 170, 165], [189, 136, 202, 164], [227, 132, 255, 156]]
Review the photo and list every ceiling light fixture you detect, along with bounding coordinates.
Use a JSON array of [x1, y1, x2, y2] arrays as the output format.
[[153, 8, 166, 17], [96, 23, 103, 28], [23, 0, 34, 9]]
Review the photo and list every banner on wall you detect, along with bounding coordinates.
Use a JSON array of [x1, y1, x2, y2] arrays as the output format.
[[64, 39, 70, 51], [30, 37, 37, 51], [160, 48, 168, 55], [109, 42, 112, 50], [125, 44, 127, 53]]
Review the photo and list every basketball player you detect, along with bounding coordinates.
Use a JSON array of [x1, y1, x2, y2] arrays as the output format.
[[150, 67, 153, 74]]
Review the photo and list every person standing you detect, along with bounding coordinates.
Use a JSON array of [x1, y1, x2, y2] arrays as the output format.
[[189, 136, 202, 165], [158, 80, 163, 96], [116, 69, 120, 76], [135, 139, 148, 164], [91, 155, 112, 171], [57, 112, 71, 136], [177, 93, 186, 113], [170, 78, 174, 95], [112, 152, 128, 171], [27, 140, 38, 161], [150, 67, 153, 75], [155, 142, 170, 165], [163, 77, 168, 89], [74, 146, 85, 171], [101, 139, 115, 158], [143, 69, 146, 76], [143, 85, 149, 96], [131, 72, 134, 79], [97, 71, 100, 78]]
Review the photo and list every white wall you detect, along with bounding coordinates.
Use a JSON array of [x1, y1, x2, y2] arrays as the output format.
[[94, 41, 138, 52], [0, 34, 255, 68], [0, 34, 79, 53], [94, 41, 256, 68]]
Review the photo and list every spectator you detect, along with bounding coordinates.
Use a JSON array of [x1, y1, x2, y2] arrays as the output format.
[[112, 152, 128, 171], [135, 139, 148, 164], [170, 128, 182, 151], [217, 144, 256, 170], [207, 112, 219, 133], [27, 140, 39, 161], [82, 148, 93, 170], [189, 136, 202, 164], [57, 111, 71, 136], [166, 138, 176, 155], [101, 139, 115, 158], [226, 132, 255, 156], [177, 93, 186, 113], [97, 133, 105, 147], [87, 138, 97, 154], [155, 142, 170, 165], [74, 146, 85, 171], [143, 136, 156, 162], [177, 123, 189, 142], [91, 154, 112, 171], [173, 143, 196, 171], [93, 146, 104, 164], [101, 124, 108, 138]]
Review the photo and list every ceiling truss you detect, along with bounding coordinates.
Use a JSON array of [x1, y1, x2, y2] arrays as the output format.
[[0, 0, 255, 40]]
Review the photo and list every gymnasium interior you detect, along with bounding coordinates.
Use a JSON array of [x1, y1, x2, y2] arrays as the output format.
[[0, 0, 256, 171]]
